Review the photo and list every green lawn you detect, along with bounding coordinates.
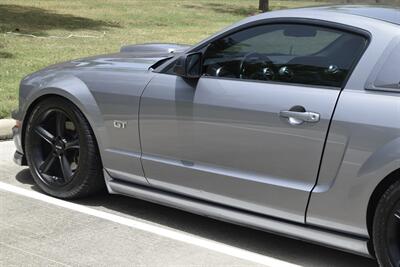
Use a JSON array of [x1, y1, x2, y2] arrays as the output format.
[[0, 0, 328, 118]]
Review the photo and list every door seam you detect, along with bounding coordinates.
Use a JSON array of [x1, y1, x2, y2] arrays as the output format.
[[137, 74, 158, 184], [304, 88, 344, 224]]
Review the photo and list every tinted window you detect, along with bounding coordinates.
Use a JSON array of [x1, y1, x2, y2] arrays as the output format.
[[203, 24, 367, 88]]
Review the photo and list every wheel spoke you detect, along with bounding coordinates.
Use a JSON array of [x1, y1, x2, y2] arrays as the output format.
[[39, 153, 56, 173], [65, 139, 79, 150], [395, 210, 400, 220], [34, 126, 54, 144], [55, 112, 66, 137], [59, 155, 73, 180]]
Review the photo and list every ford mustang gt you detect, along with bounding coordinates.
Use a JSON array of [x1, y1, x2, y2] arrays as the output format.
[[12, 5, 400, 266]]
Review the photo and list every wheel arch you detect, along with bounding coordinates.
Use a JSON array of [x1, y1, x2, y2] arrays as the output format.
[[20, 87, 106, 168]]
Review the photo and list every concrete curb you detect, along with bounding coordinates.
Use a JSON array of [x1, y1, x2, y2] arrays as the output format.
[[0, 119, 15, 140]]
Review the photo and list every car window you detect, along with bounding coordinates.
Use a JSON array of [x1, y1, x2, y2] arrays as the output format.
[[203, 24, 367, 88]]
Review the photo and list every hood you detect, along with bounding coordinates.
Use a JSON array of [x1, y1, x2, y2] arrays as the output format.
[[120, 43, 191, 54], [71, 43, 191, 71], [21, 43, 191, 92], [27, 43, 191, 78]]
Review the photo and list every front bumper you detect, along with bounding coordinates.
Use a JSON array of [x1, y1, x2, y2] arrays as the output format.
[[13, 150, 26, 166], [12, 110, 27, 166]]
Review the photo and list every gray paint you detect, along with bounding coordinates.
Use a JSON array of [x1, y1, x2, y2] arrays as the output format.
[[16, 52, 162, 184], [120, 43, 190, 54], [12, 5, 400, 257], [365, 37, 400, 92], [140, 74, 339, 223], [307, 89, 400, 236], [107, 177, 371, 257]]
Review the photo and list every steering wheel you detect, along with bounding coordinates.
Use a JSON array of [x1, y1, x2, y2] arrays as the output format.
[[239, 52, 276, 81]]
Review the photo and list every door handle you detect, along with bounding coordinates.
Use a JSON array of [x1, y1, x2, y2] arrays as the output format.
[[280, 110, 320, 125]]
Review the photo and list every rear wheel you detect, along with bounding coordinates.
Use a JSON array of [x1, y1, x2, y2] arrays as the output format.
[[25, 97, 105, 199], [373, 179, 400, 267]]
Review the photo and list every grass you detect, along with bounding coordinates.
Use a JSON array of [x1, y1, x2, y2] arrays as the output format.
[[0, 0, 331, 118]]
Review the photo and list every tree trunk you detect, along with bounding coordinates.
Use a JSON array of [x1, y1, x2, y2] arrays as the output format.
[[259, 0, 269, 12]]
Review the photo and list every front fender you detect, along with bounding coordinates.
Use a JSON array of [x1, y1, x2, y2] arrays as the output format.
[[19, 74, 108, 163], [18, 67, 155, 187]]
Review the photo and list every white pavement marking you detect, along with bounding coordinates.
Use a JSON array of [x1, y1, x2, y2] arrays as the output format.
[[0, 181, 301, 267]]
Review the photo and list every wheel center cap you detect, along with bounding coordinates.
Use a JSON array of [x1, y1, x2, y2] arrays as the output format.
[[53, 138, 65, 155]]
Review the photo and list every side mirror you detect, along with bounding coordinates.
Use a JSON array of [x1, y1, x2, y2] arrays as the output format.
[[173, 52, 202, 79]]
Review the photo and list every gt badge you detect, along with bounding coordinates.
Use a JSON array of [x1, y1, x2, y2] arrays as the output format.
[[113, 120, 127, 129]]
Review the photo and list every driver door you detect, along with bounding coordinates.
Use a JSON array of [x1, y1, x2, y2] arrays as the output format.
[[139, 23, 367, 223]]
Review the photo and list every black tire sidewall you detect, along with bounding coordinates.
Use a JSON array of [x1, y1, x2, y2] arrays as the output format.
[[373, 180, 400, 267], [25, 97, 101, 198]]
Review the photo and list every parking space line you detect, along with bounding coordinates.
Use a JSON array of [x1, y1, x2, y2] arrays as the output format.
[[0, 181, 301, 267]]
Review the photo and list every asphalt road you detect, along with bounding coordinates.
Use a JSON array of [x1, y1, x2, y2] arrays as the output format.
[[0, 140, 378, 267]]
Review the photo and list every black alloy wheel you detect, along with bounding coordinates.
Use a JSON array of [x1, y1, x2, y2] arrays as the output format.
[[386, 203, 400, 266], [30, 109, 80, 186], [373, 179, 400, 267], [25, 97, 104, 199]]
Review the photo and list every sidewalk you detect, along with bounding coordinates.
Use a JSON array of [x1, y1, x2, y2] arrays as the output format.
[[0, 119, 14, 140]]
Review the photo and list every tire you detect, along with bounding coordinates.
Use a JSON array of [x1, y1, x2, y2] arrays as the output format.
[[25, 96, 105, 199], [373, 179, 400, 267]]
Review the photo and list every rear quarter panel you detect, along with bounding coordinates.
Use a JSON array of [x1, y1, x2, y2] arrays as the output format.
[[307, 89, 400, 236], [307, 29, 400, 237]]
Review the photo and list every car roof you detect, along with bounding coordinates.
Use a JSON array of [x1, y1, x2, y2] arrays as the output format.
[[189, 4, 400, 57], [295, 5, 400, 26]]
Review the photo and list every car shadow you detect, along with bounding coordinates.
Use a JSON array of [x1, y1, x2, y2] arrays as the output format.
[[16, 169, 377, 267]]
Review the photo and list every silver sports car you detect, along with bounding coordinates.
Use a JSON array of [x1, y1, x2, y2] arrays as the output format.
[[12, 5, 400, 266]]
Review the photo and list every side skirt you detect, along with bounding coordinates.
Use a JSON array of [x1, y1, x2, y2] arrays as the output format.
[[106, 175, 371, 258]]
